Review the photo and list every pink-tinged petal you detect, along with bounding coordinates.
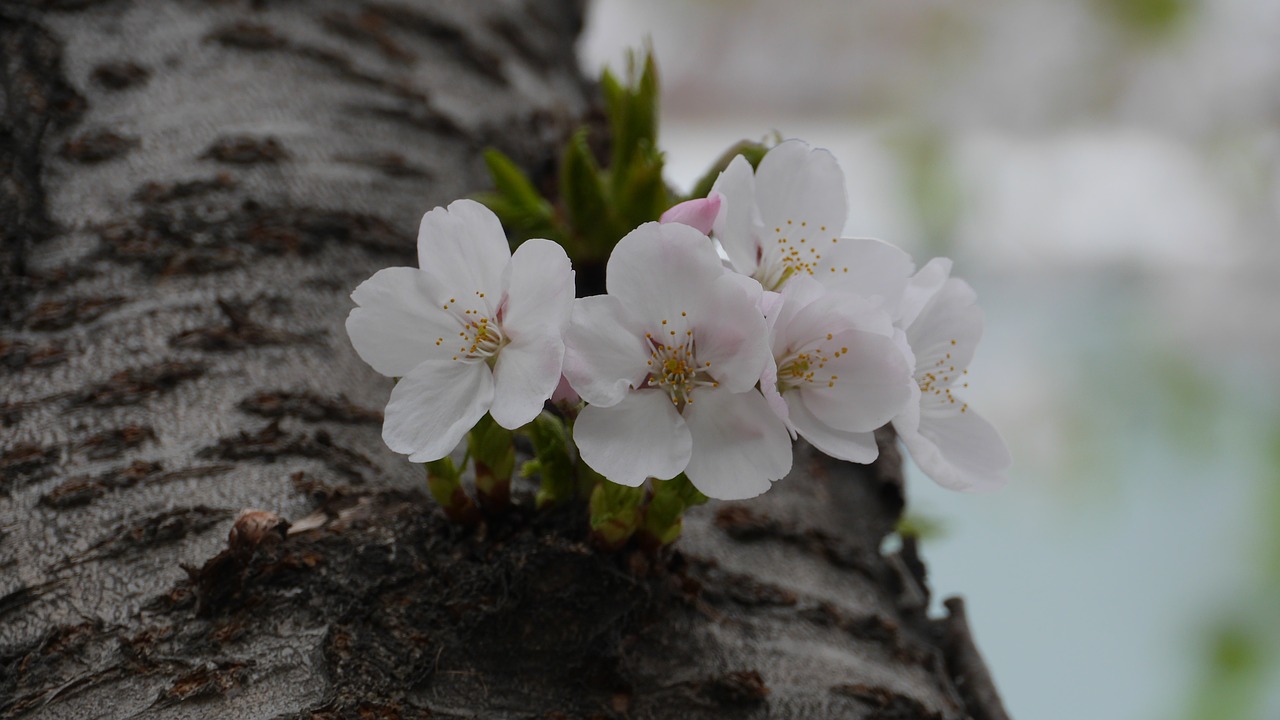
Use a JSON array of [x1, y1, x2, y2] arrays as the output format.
[[551, 375, 580, 405], [501, 238, 574, 338], [710, 155, 764, 275], [383, 358, 494, 462], [346, 267, 461, 377], [682, 388, 793, 500], [574, 391, 692, 486], [892, 383, 923, 437], [814, 237, 914, 312], [606, 222, 727, 326], [660, 193, 722, 235], [906, 278, 983, 375], [901, 404, 1011, 492], [796, 328, 914, 433], [753, 139, 847, 241], [490, 333, 563, 429], [417, 199, 510, 310], [563, 295, 650, 407], [897, 257, 952, 328], [787, 397, 879, 463], [691, 274, 771, 392]]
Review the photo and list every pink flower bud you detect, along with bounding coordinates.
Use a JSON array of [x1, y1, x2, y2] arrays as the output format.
[[659, 192, 722, 235]]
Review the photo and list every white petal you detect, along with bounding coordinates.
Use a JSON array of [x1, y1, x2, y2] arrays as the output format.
[[574, 391, 692, 486], [814, 237, 914, 312], [501, 238, 574, 337], [417, 199, 510, 307], [562, 295, 650, 407], [490, 333, 563, 429], [383, 358, 494, 462], [901, 404, 1011, 492], [346, 267, 460, 377], [682, 388, 793, 500], [753, 139, 847, 239], [710, 155, 764, 275], [906, 278, 983, 376], [797, 328, 914, 433], [691, 275, 771, 393], [896, 257, 952, 328], [759, 356, 793, 431], [787, 397, 879, 463], [606, 221, 727, 325], [777, 284, 887, 357]]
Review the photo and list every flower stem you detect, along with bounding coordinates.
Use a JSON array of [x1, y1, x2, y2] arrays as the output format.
[[468, 414, 515, 511], [425, 457, 480, 525], [526, 412, 575, 509], [588, 480, 646, 551], [639, 474, 707, 548]]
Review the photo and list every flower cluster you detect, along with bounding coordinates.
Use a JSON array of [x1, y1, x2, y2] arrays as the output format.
[[346, 139, 1010, 519]]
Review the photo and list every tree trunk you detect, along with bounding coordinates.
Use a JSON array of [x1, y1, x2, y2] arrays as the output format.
[[0, 2, 1009, 718]]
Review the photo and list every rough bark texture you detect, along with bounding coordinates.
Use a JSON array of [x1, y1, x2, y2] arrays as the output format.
[[0, 1, 1009, 718]]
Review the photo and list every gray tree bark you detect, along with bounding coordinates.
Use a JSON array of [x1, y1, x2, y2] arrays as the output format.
[[0, 1, 1009, 718]]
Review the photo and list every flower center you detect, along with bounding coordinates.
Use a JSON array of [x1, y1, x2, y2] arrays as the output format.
[[437, 292, 507, 365], [776, 334, 848, 392], [917, 339, 970, 413], [643, 321, 718, 410], [754, 220, 848, 291]]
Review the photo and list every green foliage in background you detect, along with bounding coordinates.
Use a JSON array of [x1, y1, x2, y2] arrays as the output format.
[[1095, 0, 1196, 40], [478, 51, 768, 264]]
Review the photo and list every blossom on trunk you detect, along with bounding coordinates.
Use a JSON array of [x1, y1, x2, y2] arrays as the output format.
[[709, 139, 914, 309], [345, 199, 574, 462], [562, 221, 792, 500], [892, 259, 1011, 491], [760, 276, 914, 463]]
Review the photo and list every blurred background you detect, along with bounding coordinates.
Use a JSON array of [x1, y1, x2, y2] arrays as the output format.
[[582, 1, 1280, 718]]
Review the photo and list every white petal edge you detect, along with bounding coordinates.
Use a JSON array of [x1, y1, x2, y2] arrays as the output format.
[[691, 274, 771, 393], [346, 267, 461, 377], [606, 221, 727, 326], [796, 328, 914, 433], [574, 391, 692, 487], [896, 257, 952, 328], [710, 155, 764, 275], [906, 278, 983, 375], [562, 295, 650, 407], [490, 333, 563, 429], [417, 199, 510, 308], [753, 139, 848, 240], [682, 388, 793, 500], [900, 404, 1011, 492], [501, 238, 574, 337], [383, 358, 494, 463], [815, 237, 914, 313], [787, 396, 880, 463]]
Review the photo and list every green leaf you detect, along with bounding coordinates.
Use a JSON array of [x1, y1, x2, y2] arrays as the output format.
[[617, 139, 671, 228], [477, 149, 559, 244], [640, 474, 706, 546], [560, 129, 611, 256], [527, 412, 576, 508]]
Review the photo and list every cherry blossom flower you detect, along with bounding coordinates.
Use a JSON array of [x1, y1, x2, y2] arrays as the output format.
[[709, 139, 914, 308], [345, 199, 574, 462], [562, 221, 792, 500], [760, 276, 914, 463], [892, 260, 1011, 491]]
